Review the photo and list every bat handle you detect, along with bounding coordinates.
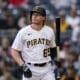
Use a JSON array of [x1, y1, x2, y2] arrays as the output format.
[[57, 46, 60, 59]]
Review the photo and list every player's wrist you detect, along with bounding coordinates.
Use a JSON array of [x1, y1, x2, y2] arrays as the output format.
[[18, 60, 25, 66], [21, 62, 28, 72], [20, 62, 32, 78]]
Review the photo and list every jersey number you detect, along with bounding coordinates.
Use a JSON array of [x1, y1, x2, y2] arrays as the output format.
[[43, 48, 50, 57]]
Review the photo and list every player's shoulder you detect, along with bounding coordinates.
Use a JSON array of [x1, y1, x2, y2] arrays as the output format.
[[44, 25, 54, 32], [19, 25, 30, 32], [18, 25, 31, 34], [44, 25, 53, 30]]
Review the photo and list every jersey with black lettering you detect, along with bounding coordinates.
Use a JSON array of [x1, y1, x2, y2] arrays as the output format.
[[12, 25, 56, 63]]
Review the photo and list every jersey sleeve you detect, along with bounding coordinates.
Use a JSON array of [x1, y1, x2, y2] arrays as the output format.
[[11, 30, 24, 51], [50, 29, 56, 48]]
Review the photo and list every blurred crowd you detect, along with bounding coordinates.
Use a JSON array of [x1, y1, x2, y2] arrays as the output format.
[[0, 0, 80, 80]]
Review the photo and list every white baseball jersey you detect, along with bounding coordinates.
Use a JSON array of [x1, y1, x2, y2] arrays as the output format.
[[12, 25, 56, 64]]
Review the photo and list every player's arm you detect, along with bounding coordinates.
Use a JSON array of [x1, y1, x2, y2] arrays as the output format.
[[11, 49, 32, 78], [11, 30, 24, 66], [11, 30, 32, 78], [11, 49, 24, 66], [50, 29, 57, 60]]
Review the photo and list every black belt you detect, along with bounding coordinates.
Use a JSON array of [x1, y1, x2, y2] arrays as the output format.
[[28, 63, 47, 67]]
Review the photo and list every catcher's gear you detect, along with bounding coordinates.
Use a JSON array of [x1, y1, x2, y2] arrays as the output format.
[[21, 63, 32, 78]]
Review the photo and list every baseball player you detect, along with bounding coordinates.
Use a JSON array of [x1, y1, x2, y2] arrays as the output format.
[[11, 6, 56, 80]]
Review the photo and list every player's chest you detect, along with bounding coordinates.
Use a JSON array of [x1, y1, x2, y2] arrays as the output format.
[[23, 31, 52, 41], [23, 31, 52, 47]]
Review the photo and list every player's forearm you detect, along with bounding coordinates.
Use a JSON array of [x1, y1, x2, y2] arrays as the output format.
[[11, 49, 24, 66]]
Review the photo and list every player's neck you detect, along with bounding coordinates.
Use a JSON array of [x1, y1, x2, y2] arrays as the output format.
[[31, 24, 44, 31]]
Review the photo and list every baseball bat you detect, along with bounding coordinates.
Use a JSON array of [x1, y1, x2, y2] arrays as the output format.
[[55, 17, 60, 59], [50, 17, 60, 60]]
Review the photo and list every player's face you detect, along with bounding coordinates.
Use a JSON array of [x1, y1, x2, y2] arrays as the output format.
[[31, 12, 46, 24]]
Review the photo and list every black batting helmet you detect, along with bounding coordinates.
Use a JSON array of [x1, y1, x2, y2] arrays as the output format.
[[30, 6, 46, 17]]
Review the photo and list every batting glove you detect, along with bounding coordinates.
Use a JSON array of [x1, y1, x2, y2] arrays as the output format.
[[21, 63, 32, 78]]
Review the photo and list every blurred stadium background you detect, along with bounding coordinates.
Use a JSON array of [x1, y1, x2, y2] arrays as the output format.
[[0, 0, 80, 80]]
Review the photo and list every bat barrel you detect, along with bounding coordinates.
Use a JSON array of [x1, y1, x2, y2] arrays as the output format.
[[55, 17, 60, 46]]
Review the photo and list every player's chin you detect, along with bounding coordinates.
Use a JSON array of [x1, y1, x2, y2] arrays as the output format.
[[32, 21, 39, 24]]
